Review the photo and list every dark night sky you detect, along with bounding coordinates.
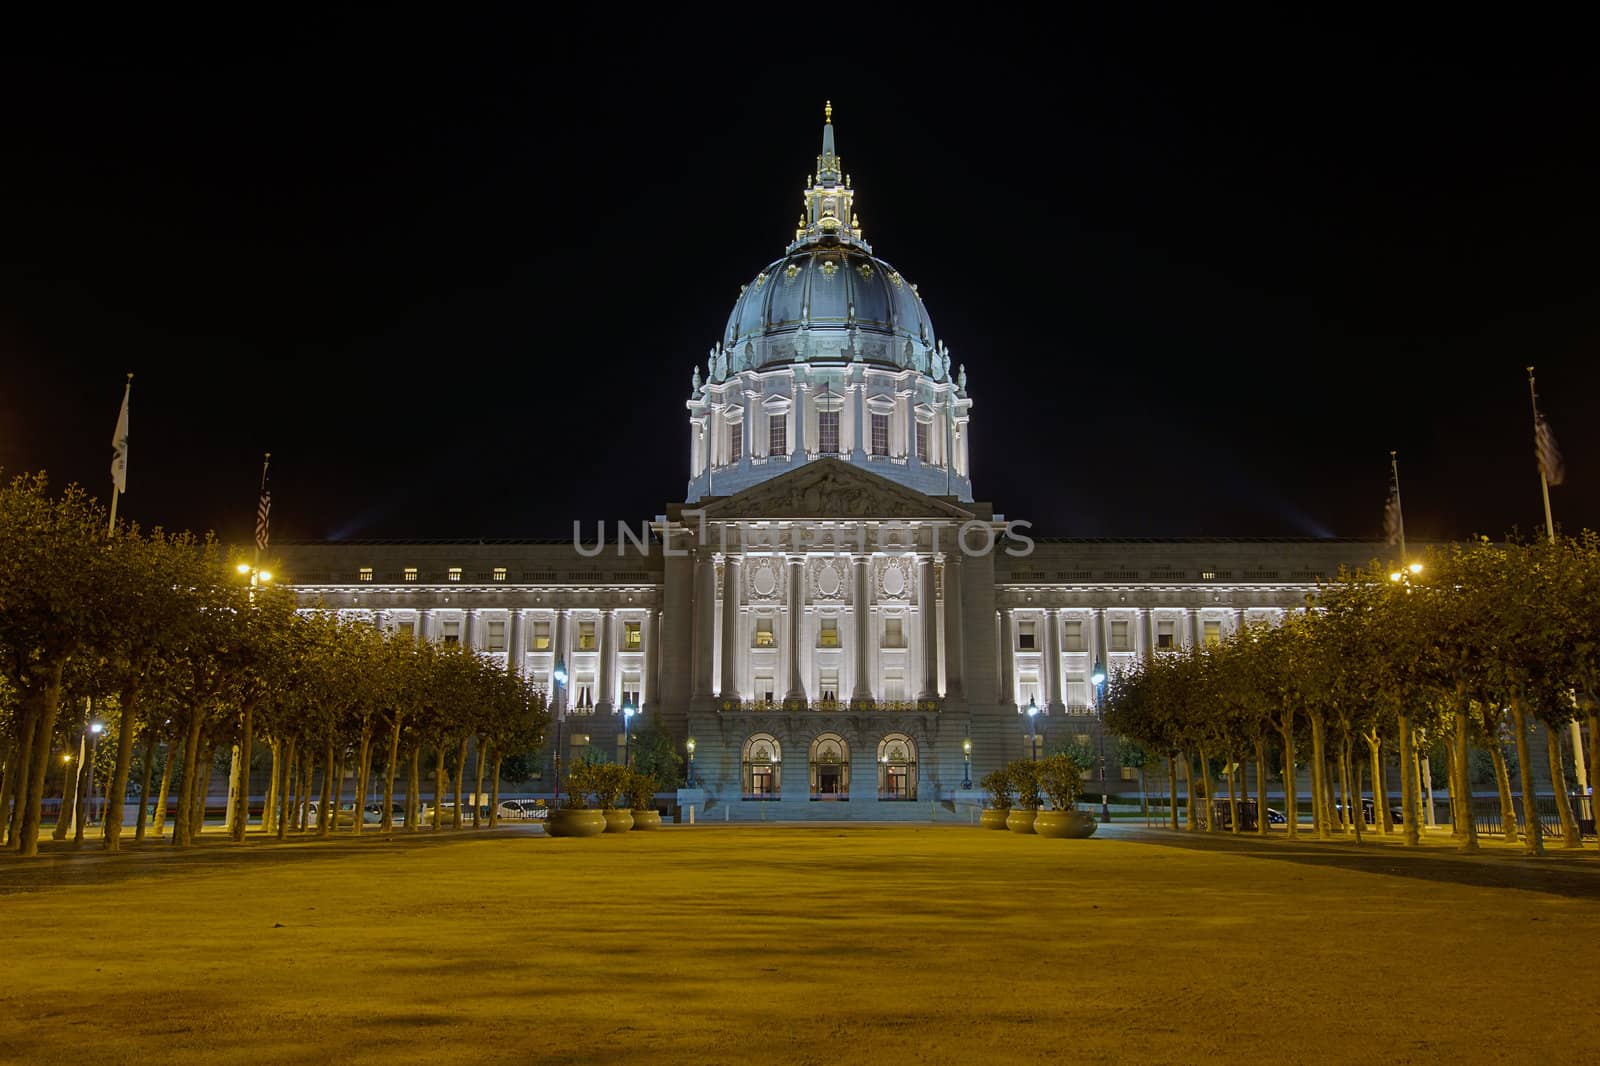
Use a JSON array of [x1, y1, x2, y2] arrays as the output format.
[[3, 11, 1597, 545]]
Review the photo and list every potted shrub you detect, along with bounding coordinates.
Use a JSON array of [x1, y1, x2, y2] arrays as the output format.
[[595, 763, 634, 833], [1034, 753, 1097, 839], [978, 768, 1013, 830], [627, 771, 662, 830], [547, 763, 606, 838], [1007, 760, 1041, 834]]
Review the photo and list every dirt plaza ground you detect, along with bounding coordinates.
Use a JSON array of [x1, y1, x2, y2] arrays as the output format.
[[1, 823, 1594, 1064]]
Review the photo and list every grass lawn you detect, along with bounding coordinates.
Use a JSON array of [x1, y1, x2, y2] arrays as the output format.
[[1, 824, 1595, 1064]]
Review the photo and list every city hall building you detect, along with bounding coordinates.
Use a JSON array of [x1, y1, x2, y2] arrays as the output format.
[[278, 108, 1380, 817]]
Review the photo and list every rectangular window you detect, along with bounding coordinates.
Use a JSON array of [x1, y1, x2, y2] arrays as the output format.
[[729, 422, 742, 462], [769, 414, 786, 457], [1066, 675, 1088, 709], [578, 621, 596, 651], [448, 567, 462, 583], [531, 621, 551, 651], [1157, 620, 1175, 649], [1204, 620, 1222, 647], [486, 620, 506, 652], [1018, 620, 1036, 651], [915, 420, 930, 462], [870, 412, 888, 456], [819, 668, 840, 702], [1063, 620, 1085, 653], [403, 567, 418, 583], [818, 409, 840, 454], [492, 567, 507, 583], [883, 618, 904, 648], [882, 669, 906, 702], [1018, 676, 1040, 708], [818, 617, 839, 648], [396, 621, 415, 640], [755, 672, 775, 704], [753, 617, 775, 648], [624, 621, 641, 650], [358, 567, 373, 583], [1111, 620, 1130, 652], [442, 620, 461, 646]]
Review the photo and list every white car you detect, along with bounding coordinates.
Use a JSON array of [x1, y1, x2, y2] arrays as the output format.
[[497, 799, 548, 821]]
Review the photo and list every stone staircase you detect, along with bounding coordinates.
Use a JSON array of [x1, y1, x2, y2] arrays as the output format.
[[689, 794, 977, 824]]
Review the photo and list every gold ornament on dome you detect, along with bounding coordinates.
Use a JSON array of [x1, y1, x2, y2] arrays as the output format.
[[819, 260, 838, 278], [856, 262, 873, 280], [755, 271, 769, 288], [785, 263, 801, 281], [889, 271, 902, 287]]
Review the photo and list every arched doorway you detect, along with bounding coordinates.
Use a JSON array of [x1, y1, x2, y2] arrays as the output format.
[[742, 734, 781, 800], [877, 733, 917, 801], [809, 733, 851, 801]]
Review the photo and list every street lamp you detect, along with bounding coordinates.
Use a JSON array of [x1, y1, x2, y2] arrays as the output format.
[[88, 721, 104, 827], [551, 656, 568, 805], [1091, 659, 1109, 824], [685, 737, 696, 787], [622, 698, 636, 768], [962, 736, 973, 789], [1026, 696, 1040, 761]]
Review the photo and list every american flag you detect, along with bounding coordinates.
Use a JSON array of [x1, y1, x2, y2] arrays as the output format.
[[1535, 413, 1565, 487], [1383, 483, 1402, 546], [255, 456, 271, 552]]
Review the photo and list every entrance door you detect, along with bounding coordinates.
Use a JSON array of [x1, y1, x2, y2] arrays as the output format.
[[818, 765, 841, 798]]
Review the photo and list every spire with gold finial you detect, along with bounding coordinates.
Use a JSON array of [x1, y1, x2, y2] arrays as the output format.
[[791, 101, 868, 251], [818, 100, 839, 181]]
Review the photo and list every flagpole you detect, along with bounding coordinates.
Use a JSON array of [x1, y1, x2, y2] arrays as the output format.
[[1390, 450, 1406, 560], [1526, 367, 1557, 544]]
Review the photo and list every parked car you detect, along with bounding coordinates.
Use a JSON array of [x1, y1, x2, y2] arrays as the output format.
[[497, 798, 548, 821], [1264, 807, 1287, 825], [306, 801, 358, 828], [364, 802, 406, 825]]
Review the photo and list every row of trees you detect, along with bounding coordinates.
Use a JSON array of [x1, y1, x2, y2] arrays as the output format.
[[1102, 534, 1600, 856], [0, 471, 550, 858]]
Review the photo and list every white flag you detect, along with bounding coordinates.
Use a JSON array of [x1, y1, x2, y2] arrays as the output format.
[[110, 380, 131, 494], [1535, 413, 1565, 487]]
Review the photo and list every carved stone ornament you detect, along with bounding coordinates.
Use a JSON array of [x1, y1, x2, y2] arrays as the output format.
[[699, 459, 975, 521], [747, 556, 781, 600], [811, 557, 847, 600], [876, 556, 913, 601]]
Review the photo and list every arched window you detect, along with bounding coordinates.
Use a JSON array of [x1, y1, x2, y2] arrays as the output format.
[[877, 733, 918, 801], [742, 734, 781, 800], [809, 733, 851, 800]]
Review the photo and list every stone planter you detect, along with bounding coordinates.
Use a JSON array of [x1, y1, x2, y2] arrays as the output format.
[[1034, 809, 1098, 839], [602, 809, 635, 833], [980, 808, 1011, 831], [547, 809, 606, 838], [631, 809, 662, 830], [1006, 809, 1038, 834]]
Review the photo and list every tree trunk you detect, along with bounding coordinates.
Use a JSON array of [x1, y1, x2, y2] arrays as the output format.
[[0, 745, 15, 848], [133, 729, 157, 844], [1367, 734, 1391, 835], [194, 739, 217, 838], [223, 744, 241, 836], [1413, 742, 1428, 832], [382, 717, 401, 834], [406, 745, 421, 833], [54, 727, 84, 842], [1280, 719, 1298, 839], [433, 744, 447, 830], [1444, 735, 1462, 840], [453, 735, 469, 831], [490, 750, 504, 828], [262, 737, 280, 837], [172, 714, 204, 848], [17, 667, 66, 857], [1350, 740, 1364, 845], [1397, 714, 1420, 846], [7, 697, 40, 849], [102, 685, 142, 852], [473, 739, 488, 829], [151, 737, 176, 838], [298, 753, 315, 831], [1489, 743, 1519, 841], [351, 725, 372, 837], [1226, 753, 1238, 834], [277, 736, 296, 842], [1508, 700, 1544, 856], [1309, 713, 1329, 840], [1587, 707, 1599, 844], [1545, 724, 1581, 849], [72, 731, 93, 845], [1166, 754, 1178, 831], [230, 703, 255, 843], [1337, 747, 1351, 835], [1254, 737, 1268, 836], [317, 739, 335, 836], [331, 747, 348, 833], [1451, 711, 1477, 852]]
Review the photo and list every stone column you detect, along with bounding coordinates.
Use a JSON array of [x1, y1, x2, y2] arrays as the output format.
[[1046, 607, 1064, 712], [462, 609, 477, 652], [1142, 607, 1155, 662], [642, 608, 658, 712], [850, 378, 866, 460], [793, 382, 807, 456], [508, 609, 525, 676], [692, 552, 716, 701], [1235, 607, 1247, 637], [1188, 607, 1202, 650], [1092, 607, 1107, 672], [596, 608, 614, 714], [785, 555, 807, 705], [721, 555, 742, 700], [414, 610, 428, 644], [553, 610, 570, 712], [918, 555, 939, 700], [997, 608, 1013, 708], [942, 554, 965, 700], [851, 555, 872, 706]]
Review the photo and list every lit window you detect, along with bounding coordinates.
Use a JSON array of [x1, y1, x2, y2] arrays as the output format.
[[1018, 621, 1036, 651], [624, 621, 641, 650], [754, 618, 776, 648], [486, 620, 507, 652], [1204, 620, 1222, 647], [448, 567, 462, 583], [883, 618, 904, 648], [729, 422, 742, 463], [358, 567, 373, 583], [1157, 620, 1175, 649], [492, 567, 507, 582], [403, 567, 418, 583], [818, 617, 840, 648], [578, 621, 596, 651], [442, 620, 461, 646], [1063, 620, 1085, 653], [770, 415, 786, 456], [915, 421, 930, 463], [531, 621, 551, 651], [818, 409, 840, 454], [870, 413, 888, 456], [1111, 620, 1130, 652], [1201, 570, 1217, 581]]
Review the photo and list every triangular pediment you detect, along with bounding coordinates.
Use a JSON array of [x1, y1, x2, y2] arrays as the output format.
[[699, 459, 975, 521]]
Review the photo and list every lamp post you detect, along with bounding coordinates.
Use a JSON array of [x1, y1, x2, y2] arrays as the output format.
[[1026, 696, 1039, 761], [551, 657, 568, 805], [622, 699, 636, 768], [1091, 659, 1108, 824], [235, 561, 273, 599], [962, 736, 972, 789], [686, 737, 696, 787], [87, 721, 104, 827]]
